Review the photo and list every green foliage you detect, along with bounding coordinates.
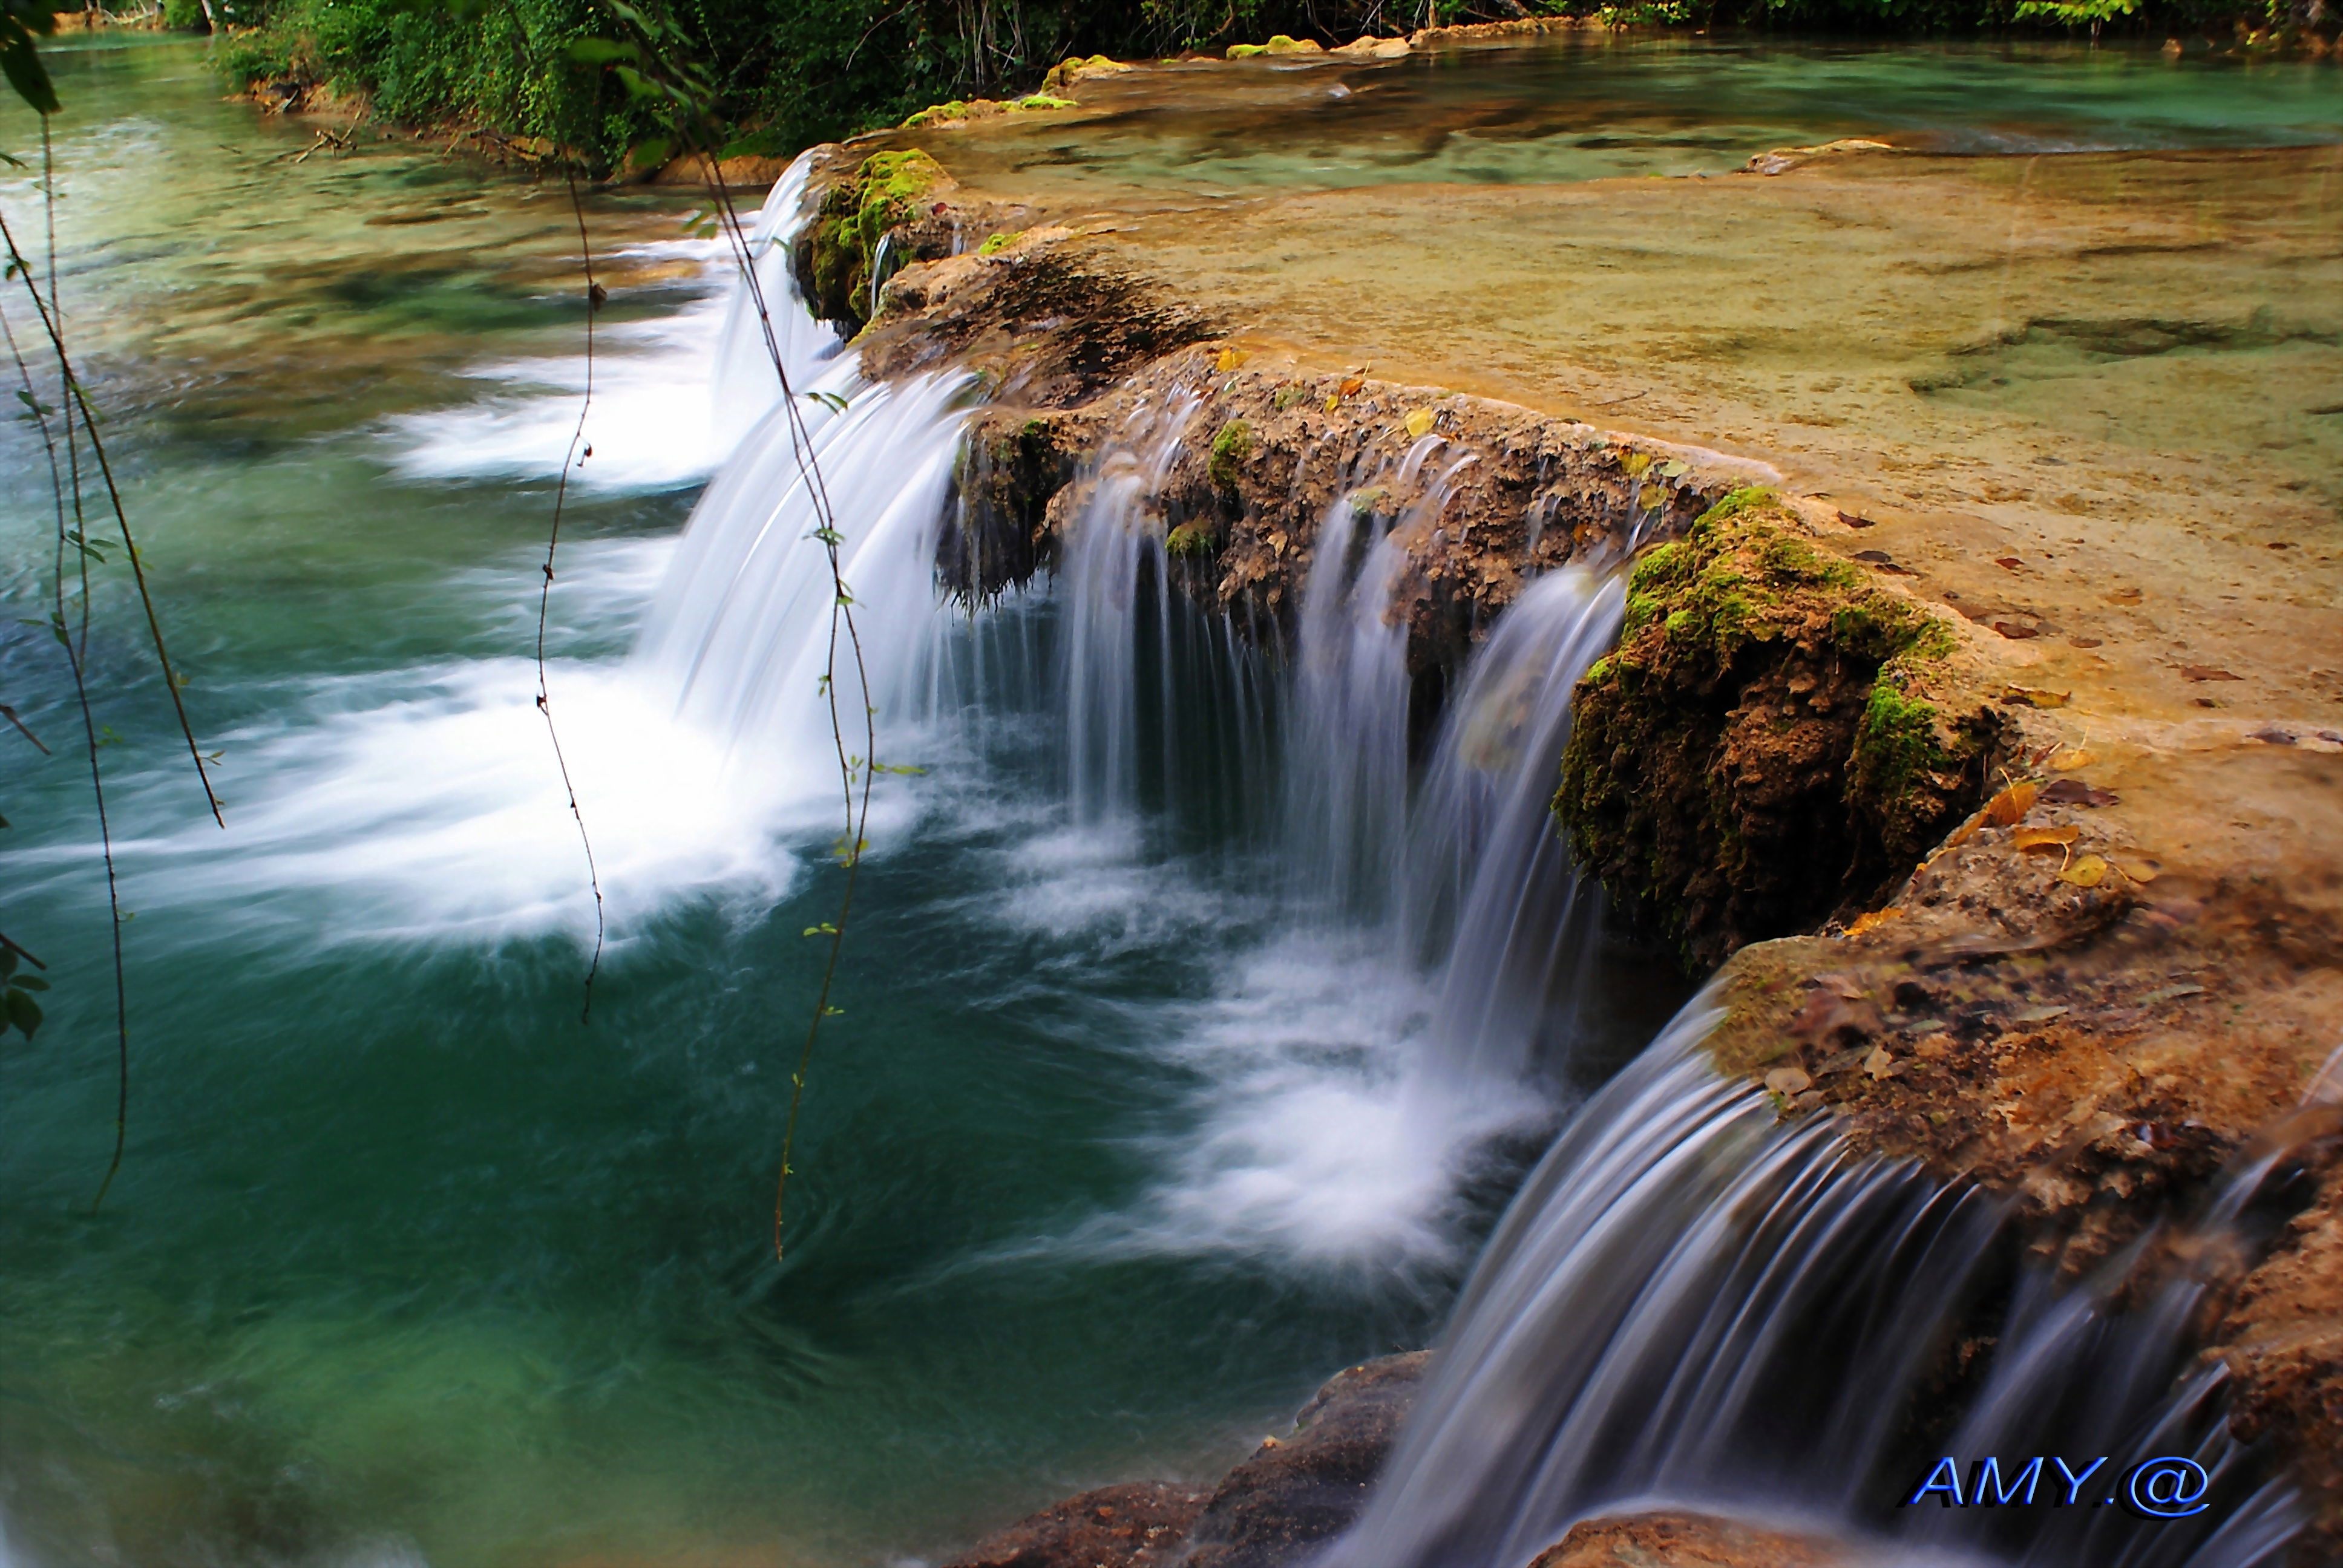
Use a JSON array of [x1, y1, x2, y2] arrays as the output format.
[[0, 943, 44, 1041], [0, 0, 62, 116], [2012, 0, 2135, 22]]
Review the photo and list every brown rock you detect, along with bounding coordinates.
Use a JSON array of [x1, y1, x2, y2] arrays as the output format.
[[1179, 1351, 1432, 1568], [1529, 1511, 1852, 1568], [941, 1480, 1211, 1568]]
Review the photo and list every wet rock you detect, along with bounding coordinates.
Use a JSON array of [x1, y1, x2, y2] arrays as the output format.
[[941, 1481, 1210, 1568], [1180, 1351, 1433, 1568], [1529, 1511, 1850, 1568]]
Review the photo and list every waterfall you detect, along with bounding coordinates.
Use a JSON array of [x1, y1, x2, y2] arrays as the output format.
[[1325, 998, 2304, 1568]]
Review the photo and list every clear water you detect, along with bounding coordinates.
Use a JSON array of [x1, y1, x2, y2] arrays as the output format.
[[2, 30, 2330, 1568], [930, 36, 2343, 197]]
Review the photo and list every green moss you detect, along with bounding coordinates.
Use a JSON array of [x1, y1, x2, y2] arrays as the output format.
[[1208, 418, 1253, 491], [805, 149, 948, 329], [977, 230, 1023, 258], [1556, 489, 1997, 970], [1348, 486, 1387, 517], [1272, 385, 1310, 412], [1166, 522, 1217, 558], [1225, 42, 1269, 56], [1851, 679, 1944, 803], [1694, 485, 1778, 529], [1015, 93, 1076, 109]]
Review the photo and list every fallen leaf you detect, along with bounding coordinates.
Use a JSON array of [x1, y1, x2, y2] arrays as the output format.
[[1853, 549, 1893, 563], [2181, 666, 2241, 682], [2013, 1004, 2071, 1023], [1993, 621, 2040, 640], [1324, 393, 1341, 413], [1995, 556, 2024, 570], [1982, 780, 2037, 829], [2137, 982, 2204, 1005], [2057, 854, 2110, 887], [1863, 1047, 1896, 1080], [2252, 728, 2296, 745], [1404, 406, 1435, 439], [1338, 374, 1366, 398], [1659, 459, 1689, 478], [1838, 510, 1878, 529], [1999, 684, 2069, 708], [2068, 636, 2103, 648], [2106, 587, 2143, 604], [1214, 346, 1250, 372], [1763, 1067, 1811, 1097], [2115, 860, 2160, 883], [2039, 778, 2119, 807], [2047, 748, 2095, 771], [2013, 825, 2081, 854], [1845, 907, 1904, 937]]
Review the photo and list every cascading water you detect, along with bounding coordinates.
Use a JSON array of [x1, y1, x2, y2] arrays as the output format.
[[1323, 998, 2305, 1568]]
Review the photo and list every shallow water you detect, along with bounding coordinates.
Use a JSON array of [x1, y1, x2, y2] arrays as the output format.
[[928, 36, 2343, 198]]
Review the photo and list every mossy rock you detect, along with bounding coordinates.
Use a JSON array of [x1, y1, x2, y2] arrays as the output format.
[[976, 229, 1023, 258], [799, 149, 952, 331], [1208, 418, 1253, 491], [1555, 489, 2002, 970], [1166, 521, 1217, 559]]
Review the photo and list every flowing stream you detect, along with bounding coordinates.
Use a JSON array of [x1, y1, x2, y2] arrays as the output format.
[[1, 31, 2329, 1568]]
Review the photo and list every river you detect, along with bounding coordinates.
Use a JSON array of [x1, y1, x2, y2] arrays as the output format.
[[0, 29, 2333, 1568]]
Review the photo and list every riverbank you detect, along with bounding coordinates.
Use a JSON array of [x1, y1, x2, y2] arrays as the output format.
[[790, 35, 2343, 1563]]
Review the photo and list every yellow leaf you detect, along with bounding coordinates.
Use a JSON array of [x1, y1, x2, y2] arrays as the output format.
[[2013, 825, 2080, 855], [1845, 907, 1903, 937], [2048, 748, 2095, 771], [1620, 451, 1653, 477], [1324, 393, 1340, 413], [1404, 407, 1435, 439], [2058, 854, 2110, 887], [1982, 780, 2037, 829], [2117, 860, 2160, 884], [1215, 346, 1249, 373]]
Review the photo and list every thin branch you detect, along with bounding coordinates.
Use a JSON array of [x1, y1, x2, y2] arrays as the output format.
[[538, 167, 608, 1024]]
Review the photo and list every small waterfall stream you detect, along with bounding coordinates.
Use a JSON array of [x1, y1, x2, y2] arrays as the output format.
[[651, 164, 2311, 1568]]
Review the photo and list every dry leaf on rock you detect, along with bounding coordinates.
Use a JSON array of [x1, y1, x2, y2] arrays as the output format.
[[2047, 749, 2095, 771], [1984, 780, 2038, 828], [2000, 684, 2071, 708], [1404, 407, 1435, 439], [1764, 1067, 1811, 1097], [1845, 907, 1904, 937], [2181, 666, 2242, 682], [2058, 854, 2111, 887], [1214, 346, 1249, 372], [2013, 825, 2081, 855]]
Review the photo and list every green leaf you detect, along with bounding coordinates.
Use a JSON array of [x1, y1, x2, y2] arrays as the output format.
[[15, 974, 47, 991], [567, 36, 638, 64], [5, 986, 42, 1038], [0, 22, 59, 117]]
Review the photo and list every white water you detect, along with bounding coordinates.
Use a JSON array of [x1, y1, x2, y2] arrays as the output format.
[[1024, 391, 1630, 1269], [1327, 997, 2304, 1568]]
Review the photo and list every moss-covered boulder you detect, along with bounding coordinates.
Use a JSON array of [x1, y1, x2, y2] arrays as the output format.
[[798, 149, 955, 333], [1555, 488, 2004, 971]]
